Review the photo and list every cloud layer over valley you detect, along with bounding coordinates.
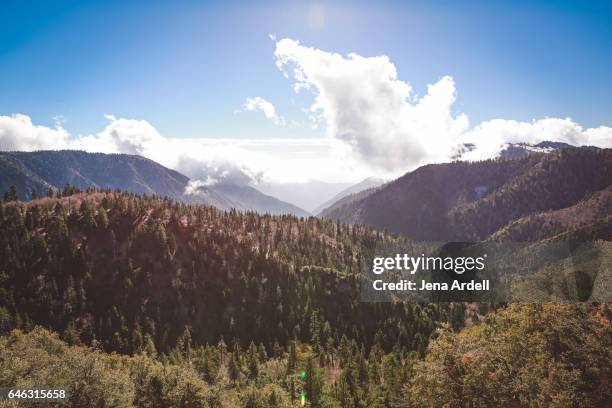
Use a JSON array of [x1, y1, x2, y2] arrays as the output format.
[[1, 38, 611, 195]]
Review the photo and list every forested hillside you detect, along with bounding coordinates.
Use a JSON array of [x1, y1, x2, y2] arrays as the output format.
[[0, 189, 459, 356], [0, 150, 189, 201], [324, 148, 612, 241], [490, 185, 612, 242], [0, 150, 310, 216], [0, 188, 610, 407], [410, 303, 611, 407], [1, 304, 608, 407]]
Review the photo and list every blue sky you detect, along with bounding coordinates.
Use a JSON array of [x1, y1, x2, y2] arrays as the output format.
[[1, 0, 611, 139]]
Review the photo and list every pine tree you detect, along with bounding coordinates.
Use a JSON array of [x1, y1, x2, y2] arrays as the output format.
[[228, 353, 241, 382], [287, 340, 297, 374], [257, 342, 268, 361], [246, 341, 259, 379], [217, 338, 228, 365], [310, 310, 321, 355], [143, 334, 157, 358], [4, 184, 19, 202], [97, 209, 109, 229], [272, 339, 282, 358], [304, 358, 322, 407]]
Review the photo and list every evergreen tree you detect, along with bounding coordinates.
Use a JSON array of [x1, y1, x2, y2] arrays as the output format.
[[246, 341, 259, 379], [310, 310, 321, 355], [228, 353, 241, 382], [304, 358, 323, 407], [4, 184, 19, 202]]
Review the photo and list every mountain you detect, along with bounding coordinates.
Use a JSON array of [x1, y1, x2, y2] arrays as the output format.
[[1, 178, 609, 406], [323, 147, 612, 241], [314, 177, 386, 215], [0, 150, 309, 216], [317, 184, 382, 219], [0, 150, 189, 200], [498, 141, 576, 158], [255, 180, 352, 213], [456, 140, 586, 160], [187, 182, 310, 217], [490, 185, 612, 242], [0, 190, 446, 356]]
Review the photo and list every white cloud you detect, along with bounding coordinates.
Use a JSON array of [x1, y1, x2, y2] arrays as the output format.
[[70, 114, 163, 155], [460, 117, 612, 161], [0, 114, 366, 188], [274, 38, 469, 173], [273, 38, 612, 173], [243, 97, 285, 125], [0, 114, 70, 151], [2, 38, 611, 191]]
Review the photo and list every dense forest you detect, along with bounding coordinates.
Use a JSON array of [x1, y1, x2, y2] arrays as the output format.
[[2, 303, 609, 407], [325, 148, 612, 242], [0, 186, 610, 407], [0, 187, 465, 354]]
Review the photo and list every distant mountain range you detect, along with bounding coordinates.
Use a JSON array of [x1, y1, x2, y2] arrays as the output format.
[[314, 177, 386, 215], [322, 147, 612, 242], [318, 141, 579, 220], [2, 141, 601, 223], [498, 141, 576, 158], [256, 180, 352, 213], [185, 182, 309, 216], [0, 150, 309, 216]]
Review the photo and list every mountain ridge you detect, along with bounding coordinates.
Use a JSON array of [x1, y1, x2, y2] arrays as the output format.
[[314, 177, 386, 215], [0, 150, 309, 216], [323, 147, 612, 241]]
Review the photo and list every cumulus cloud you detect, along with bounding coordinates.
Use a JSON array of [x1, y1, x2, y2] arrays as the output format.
[[273, 38, 612, 173], [243, 97, 285, 125], [0, 114, 70, 151], [69, 114, 163, 155], [274, 38, 469, 172]]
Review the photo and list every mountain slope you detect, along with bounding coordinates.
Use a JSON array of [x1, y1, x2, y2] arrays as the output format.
[[324, 148, 612, 241], [490, 185, 612, 242], [498, 141, 576, 158], [0, 191, 445, 356], [0, 150, 309, 216], [318, 184, 383, 219], [256, 180, 352, 213], [195, 183, 311, 217], [0, 150, 189, 198], [0, 150, 189, 200], [314, 177, 386, 215]]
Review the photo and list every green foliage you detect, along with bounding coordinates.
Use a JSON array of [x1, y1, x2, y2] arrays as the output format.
[[0, 327, 222, 408], [1, 189, 609, 406], [0, 327, 134, 407], [410, 303, 612, 407], [0, 190, 452, 356], [246, 341, 259, 379], [304, 358, 323, 407]]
